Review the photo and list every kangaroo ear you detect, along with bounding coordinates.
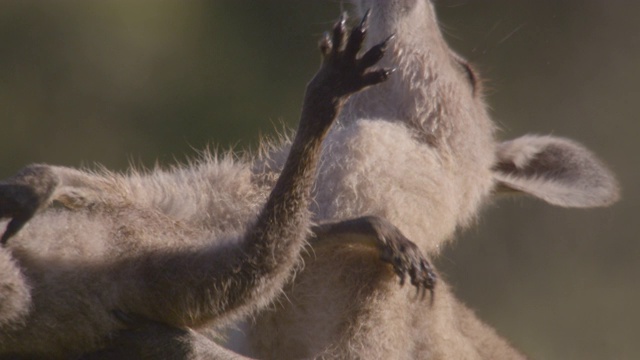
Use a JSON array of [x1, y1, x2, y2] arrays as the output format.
[[492, 135, 619, 208]]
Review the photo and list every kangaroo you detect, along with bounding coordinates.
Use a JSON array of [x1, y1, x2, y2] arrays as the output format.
[[3, 1, 619, 359], [238, 1, 618, 359], [100, 1, 620, 359], [0, 15, 430, 358]]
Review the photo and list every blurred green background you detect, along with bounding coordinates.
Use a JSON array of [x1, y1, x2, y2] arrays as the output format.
[[0, 1, 637, 359]]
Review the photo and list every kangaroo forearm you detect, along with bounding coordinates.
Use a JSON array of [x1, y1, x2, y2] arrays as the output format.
[[169, 93, 341, 325], [248, 94, 337, 238], [224, 92, 340, 316], [115, 234, 301, 328], [118, 98, 337, 327]]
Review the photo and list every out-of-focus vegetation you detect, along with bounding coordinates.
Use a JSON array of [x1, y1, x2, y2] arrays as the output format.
[[0, 1, 637, 359]]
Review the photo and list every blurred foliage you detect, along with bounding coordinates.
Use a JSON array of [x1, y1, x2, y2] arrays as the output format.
[[0, 1, 637, 359], [0, 1, 342, 169]]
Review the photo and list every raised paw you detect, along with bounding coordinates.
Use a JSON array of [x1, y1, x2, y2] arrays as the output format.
[[0, 165, 58, 244], [309, 11, 394, 101]]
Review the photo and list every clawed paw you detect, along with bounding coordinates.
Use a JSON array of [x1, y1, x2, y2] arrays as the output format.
[[379, 229, 437, 300], [313, 216, 437, 299], [310, 10, 394, 99]]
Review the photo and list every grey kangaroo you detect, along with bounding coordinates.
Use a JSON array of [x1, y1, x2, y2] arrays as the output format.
[[0, 13, 432, 359], [2, 1, 619, 359], [83, 2, 619, 359], [242, 2, 617, 358], [91, 1, 619, 359]]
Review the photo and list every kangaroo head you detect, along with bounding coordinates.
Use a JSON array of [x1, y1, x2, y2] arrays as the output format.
[[332, 0, 618, 247], [344, 0, 486, 150]]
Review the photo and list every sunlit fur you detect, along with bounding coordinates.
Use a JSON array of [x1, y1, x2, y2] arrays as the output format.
[[0, 0, 619, 359], [0, 21, 395, 357], [0, 159, 270, 356], [246, 1, 617, 359]]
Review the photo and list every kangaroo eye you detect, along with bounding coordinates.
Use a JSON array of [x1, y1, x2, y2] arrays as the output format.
[[451, 53, 478, 95]]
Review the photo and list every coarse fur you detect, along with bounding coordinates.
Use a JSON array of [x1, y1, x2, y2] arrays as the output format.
[[80, 1, 618, 358], [1, 1, 620, 359], [242, 1, 619, 359], [0, 18, 404, 358]]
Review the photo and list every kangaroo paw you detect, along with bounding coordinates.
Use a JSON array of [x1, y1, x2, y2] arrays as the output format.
[[375, 221, 437, 299], [311, 10, 394, 101], [312, 216, 437, 298]]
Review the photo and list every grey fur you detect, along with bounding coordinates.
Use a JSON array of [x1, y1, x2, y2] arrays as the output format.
[[1, 0, 620, 359], [0, 17, 401, 358], [245, 1, 618, 359], [494, 135, 620, 207], [83, 1, 619, 359]]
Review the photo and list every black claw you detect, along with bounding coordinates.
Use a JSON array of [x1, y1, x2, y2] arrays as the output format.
[[360, 9, 371, 30], [398, 269, 406, 286], [385, 68, 396, 77], [360, 68, 393, 88], [332, 13, 348, 51], [345, 12, 370, 60], [404, 252, 437, 302], [409, 268, 417, 283], [382, 33, 396, 47], [319, 32, 332, 56], [359, 33, 394, 70]]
